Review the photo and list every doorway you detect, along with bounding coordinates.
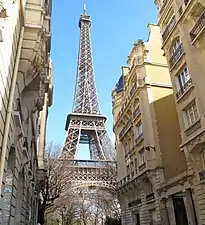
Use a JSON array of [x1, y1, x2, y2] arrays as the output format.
[[173, 196, 188, 225]]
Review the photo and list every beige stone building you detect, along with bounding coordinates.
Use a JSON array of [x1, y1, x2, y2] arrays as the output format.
[[112, 24, 194, 225], [153, 0, 205, 224], [0, 0, 52, 224]]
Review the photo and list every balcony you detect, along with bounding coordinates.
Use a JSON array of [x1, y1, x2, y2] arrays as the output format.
[[119, 119, 132, 140], [159, 0, 168, 14], [178, 0, 190, 16], [114, 85, 137, 126], [19, 0, 50, 74], [176, 78, 192, 99], [169, 43, 184, 68], [162, 16, 176, 42], [190, 12, 205, 42], [133, 106, 140, 119]]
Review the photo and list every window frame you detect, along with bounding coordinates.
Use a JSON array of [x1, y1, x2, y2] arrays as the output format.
[[139, 148, 145, 165], [175, 65, 190, 92], [136, 122, 143, 138], [172, 38, 181, 55], [183, 101, 199, 128]]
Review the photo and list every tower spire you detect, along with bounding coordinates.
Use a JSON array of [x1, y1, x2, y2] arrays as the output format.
[[83, 0, 86, 15], [61, 2, 116, 162]]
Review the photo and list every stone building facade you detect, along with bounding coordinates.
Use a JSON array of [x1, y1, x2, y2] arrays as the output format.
[[0, 0, 52, 224], [153, 0, 205, 224], [112, 25, 192, 225]]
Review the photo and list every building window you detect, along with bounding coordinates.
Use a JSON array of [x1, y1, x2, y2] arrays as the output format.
[[177, 66, 189, 90], [139, 148, 145, 165], [134, 158, 137, 168], [169, 39, 184, 67], [175, 66, 192, 98], [131, 161, 134, 171], [136, 122, 143, 138], [183, 101, 199, 128], [172, 39, 181, 55], [126, 165, 130, 174]]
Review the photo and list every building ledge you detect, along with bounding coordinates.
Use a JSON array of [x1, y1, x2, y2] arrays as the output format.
[[184, 119, 201, 137], [157, 172, 193, 194], [180, 129, 205, 152]]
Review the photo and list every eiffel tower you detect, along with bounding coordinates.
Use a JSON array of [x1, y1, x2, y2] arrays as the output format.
[[60, 3, 116, 191]]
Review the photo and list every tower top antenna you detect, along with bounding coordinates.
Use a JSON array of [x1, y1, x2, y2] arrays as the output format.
[[83, 0, 86, 14]]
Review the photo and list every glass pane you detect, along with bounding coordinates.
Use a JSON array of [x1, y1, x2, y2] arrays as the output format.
[[181, 71, 186, 86], [186, 114, 191, 127], [190, 113, 195, 124], [139, 124, 143, 134], [194, 109, 198, 120], [178, 75, 183, 90]]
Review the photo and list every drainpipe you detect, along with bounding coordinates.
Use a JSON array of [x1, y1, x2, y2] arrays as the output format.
[[0, 26, 25, 193]]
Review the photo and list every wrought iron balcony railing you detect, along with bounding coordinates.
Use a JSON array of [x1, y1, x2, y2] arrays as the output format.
[[190, 12, 205, 42], [169, 43, 184, 68], [176, 78, 192, 99], [162, 16, 176, 42], [115, 85, 137, 126], [179, 0, 190, 15], [119, 119, 132, 140], [159, 0, 168, 14], [133, 106, 140, 119]]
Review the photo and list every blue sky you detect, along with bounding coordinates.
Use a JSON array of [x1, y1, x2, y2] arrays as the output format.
[[47, 0, 157, 157]]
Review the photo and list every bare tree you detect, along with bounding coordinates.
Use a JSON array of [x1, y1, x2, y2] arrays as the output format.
[[37, 142, 64, 225], [48, 190, 79, 225]]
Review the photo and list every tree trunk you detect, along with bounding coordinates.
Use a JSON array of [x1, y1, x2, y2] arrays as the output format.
[[37, 201, 46, 225]]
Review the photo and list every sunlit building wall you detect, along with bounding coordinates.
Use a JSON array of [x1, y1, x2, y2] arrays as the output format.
[[112, 24, 189, 225], [0, 0, 53, 223]]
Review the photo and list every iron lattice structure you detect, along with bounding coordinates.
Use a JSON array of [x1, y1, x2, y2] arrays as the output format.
[[60, 8, 116, 190]]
